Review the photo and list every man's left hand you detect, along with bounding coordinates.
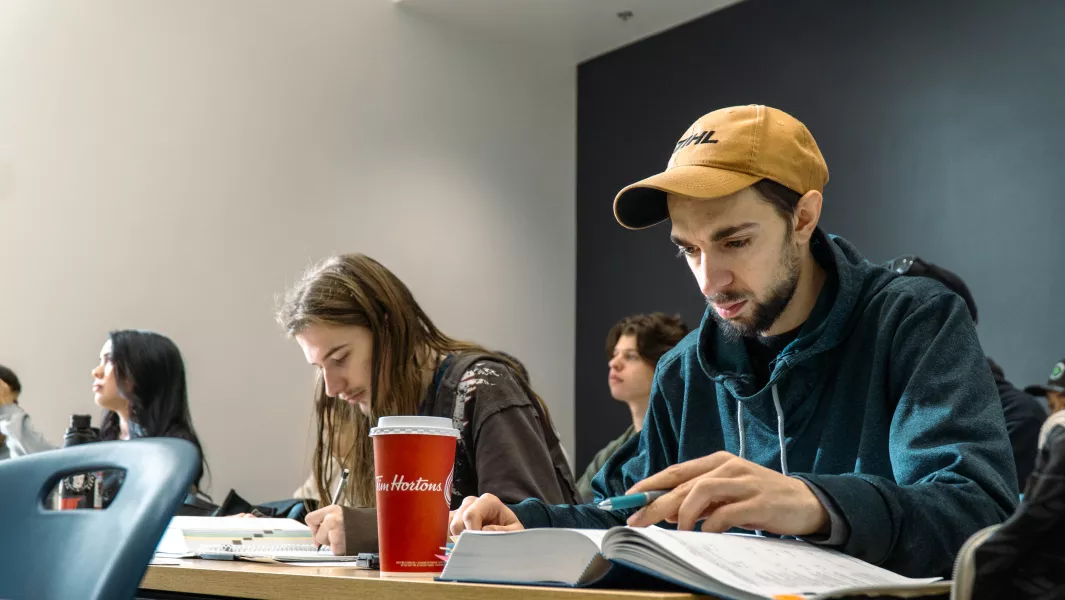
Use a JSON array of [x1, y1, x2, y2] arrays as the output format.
[[626, 451, 829, 536]]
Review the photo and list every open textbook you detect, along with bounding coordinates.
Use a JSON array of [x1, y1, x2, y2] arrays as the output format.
[[439, 527, 950, 599]]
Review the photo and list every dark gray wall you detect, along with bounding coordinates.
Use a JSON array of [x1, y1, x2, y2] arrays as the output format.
[[575, 0, 1065, 469]]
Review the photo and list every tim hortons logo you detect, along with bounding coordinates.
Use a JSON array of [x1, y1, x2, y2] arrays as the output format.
[[376, 475, 444, 493]]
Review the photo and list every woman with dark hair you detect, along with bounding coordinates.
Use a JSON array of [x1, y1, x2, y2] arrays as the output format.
[[91, 330, 209, 495], [278, 254, 577, 555]]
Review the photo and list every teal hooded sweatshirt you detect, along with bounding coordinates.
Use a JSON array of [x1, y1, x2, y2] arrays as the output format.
[[511, 230, 1018, 577]]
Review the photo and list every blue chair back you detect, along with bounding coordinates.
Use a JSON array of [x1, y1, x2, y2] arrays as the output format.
[[0, 438, 199, 600]]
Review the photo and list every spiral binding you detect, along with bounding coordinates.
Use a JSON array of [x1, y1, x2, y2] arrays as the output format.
[[200, 543, 327, 555]]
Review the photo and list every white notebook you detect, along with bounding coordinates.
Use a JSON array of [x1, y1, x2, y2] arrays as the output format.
[[197, 543, 361, 564], [156, 516, 317, 556], [440, 527, 949, 600]]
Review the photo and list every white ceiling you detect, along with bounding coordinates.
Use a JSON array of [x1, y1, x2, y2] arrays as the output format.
[[395, 0, 743, 64]]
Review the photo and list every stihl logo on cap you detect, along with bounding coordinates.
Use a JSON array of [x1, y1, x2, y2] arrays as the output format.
[[673, 130, 717, 154]]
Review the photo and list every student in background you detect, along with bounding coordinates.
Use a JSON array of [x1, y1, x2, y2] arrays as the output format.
[[890, 255, 1048, 487], [1026, 359, 1065, 414], [91, 330, 210, 500], [576, 313, 688, 502], [1039, 402, 1065, 448], [0, 365, 55, 459], [451, 105, 1017, 578], [986, 358, 1048, 486], [277, 253, 578, 555]]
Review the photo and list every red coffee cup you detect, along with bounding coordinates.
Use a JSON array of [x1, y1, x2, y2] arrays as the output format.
[[371, 416, 458, 576]]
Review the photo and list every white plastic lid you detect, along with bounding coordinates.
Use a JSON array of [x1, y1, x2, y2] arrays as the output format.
[[369, 416, 459, 437]]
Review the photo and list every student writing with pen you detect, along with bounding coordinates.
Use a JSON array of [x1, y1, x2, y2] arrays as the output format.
[[281, 254, 579, 555], [313, 468, 349, 551], [448, 106, 1017, 578]]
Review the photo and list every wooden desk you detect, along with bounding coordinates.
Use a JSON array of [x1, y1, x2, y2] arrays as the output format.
[[141, 559, 703, 600]]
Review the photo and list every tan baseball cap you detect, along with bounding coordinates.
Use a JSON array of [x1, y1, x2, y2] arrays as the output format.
[[613, 105, 829, 230]]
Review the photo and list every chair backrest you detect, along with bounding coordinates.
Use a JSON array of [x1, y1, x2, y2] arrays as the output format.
[[0, 438, 199, 600]]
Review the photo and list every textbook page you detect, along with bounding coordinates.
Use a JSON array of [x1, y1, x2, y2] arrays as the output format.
[[626, 529, 939, 597]]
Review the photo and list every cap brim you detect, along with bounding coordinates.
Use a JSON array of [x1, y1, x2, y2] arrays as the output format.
[[1025, 385, 1065, 396], [613, 166, 761, 230]]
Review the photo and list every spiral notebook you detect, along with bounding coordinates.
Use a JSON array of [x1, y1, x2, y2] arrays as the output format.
[[156, 516, 317, 557], [198, 543, 362, 564], [155, 516, 360, 564]]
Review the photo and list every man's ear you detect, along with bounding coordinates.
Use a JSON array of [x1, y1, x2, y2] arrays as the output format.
[[793, 190, 823, 244]]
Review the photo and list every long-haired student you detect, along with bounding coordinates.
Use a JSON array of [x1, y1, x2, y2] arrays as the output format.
[[278, 254, 577, 554], [91, 329, 210, 501]]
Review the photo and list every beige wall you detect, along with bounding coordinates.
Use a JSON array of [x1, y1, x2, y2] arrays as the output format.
[[0, 0, 575, 501]]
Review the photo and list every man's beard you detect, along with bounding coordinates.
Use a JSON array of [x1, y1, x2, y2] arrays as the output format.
[[709, 243, 802, 342]]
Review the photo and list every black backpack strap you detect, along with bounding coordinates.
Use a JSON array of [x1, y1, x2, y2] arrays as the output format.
[[423, 353, 489, 504], [424, 353, 484, 431]]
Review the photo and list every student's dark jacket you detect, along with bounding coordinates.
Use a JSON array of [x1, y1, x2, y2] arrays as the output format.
[[988, 359, 1048, 487], [510, 229, 1018, 578], [342, 355, 578, 552]]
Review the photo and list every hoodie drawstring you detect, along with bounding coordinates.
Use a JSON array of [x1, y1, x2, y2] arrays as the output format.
[[737, 383, 789, 537], [736, 401, 746, 462], [771, 384, 789, 476], [735, 384, 788, 476]]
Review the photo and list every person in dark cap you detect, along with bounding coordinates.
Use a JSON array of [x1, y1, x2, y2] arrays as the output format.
[[451, 105, 1017, 579], [889, 255, 1048, 487], [1025, 359, 1065, 415]]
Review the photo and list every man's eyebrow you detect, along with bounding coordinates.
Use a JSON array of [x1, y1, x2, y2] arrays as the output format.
[[710, 222, 758, 242], [670, 234, 692, 247], [670, 223, 759, 246]]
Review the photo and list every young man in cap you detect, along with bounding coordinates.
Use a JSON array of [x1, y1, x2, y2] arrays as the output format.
[[1026, 359, 1065, 414], [450, 105, 1017, 577]]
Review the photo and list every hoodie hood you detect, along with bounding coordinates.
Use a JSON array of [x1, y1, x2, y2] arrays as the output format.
[[697, 228, 896, 400]]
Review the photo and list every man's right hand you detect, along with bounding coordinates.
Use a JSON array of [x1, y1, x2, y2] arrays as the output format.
[[449, 493, 525, 536]]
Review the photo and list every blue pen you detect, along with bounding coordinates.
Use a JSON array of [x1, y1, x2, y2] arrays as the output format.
[[597, 490, 669, 511]]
